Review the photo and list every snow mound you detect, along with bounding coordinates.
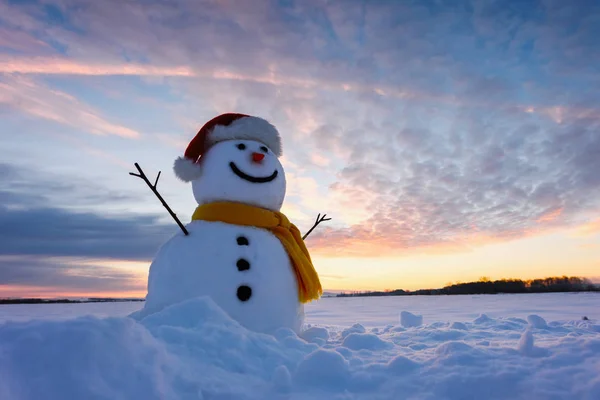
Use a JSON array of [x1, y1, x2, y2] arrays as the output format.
[[0, 315, 176, 399], [386, 355, 419, 373], [527, 314, 548, 329], [1, 295, 600, 399], [299, 326, 329, 345], [450, 321, 468, 330], [271, 365, 292, 392], [341, 333, 394, 351], [294, 349, 350, 388], [435, 340, 474, 356], [518, 328, 549, 357], [400, 311, 423, 327], [473, 313, 493, 324], [341, 323, 366, 337]]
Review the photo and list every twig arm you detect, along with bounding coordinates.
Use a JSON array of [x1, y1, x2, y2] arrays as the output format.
[[302, 213, 332, 240], [129, 162, 189, 236]]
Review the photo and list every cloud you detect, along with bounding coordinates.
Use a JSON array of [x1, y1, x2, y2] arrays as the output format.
[[0, 26, 50, 53], [0, 75, 141, 138], [2, 2, 597, 127], [2, 0, 598, 90], [0, 194, 172, 295], [297, 89, 600, 256], [572, 218, 600, 237], [2, 0, 600, 260], [0, 163, 137, 210], [130, 40, 600, 258], [0, 162, 180, 295], [0, 205, 176, 260], [0, 162, 177, 260], [0, 255, 146, 294], [0, 57, 195, 76]]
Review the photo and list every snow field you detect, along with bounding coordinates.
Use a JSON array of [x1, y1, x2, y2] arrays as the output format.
[[1, 294, 599, 400]]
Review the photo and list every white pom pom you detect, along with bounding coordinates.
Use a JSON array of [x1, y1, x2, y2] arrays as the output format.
[[173, 156, 202, 182]]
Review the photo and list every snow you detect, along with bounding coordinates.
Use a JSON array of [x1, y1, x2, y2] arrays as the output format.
[[299, 326, 329, 345], [1, 293, 599, 399], [400, 310, 423, 327], [527, 314, 549, 329], [341, 332, 394, 351], [294, 348, 350, 388], [450, 321, 468, 330]]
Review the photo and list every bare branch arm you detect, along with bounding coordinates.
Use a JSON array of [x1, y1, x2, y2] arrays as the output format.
[[302, 213, 332, 240], [129, 162, 189, 236], [154, 171, 161, 189]]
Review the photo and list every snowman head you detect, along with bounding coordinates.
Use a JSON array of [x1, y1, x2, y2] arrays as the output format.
[[173, 113, 286, 211]]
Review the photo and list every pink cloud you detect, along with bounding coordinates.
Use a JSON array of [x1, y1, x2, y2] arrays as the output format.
[[0, 57, 195, 77], [0, 27, 50, 53], [2, 56, 597, 128], [0, 75, 140, 139]]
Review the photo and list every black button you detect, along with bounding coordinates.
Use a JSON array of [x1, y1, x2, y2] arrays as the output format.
[[237, 236, 249, 246], [237, 259, 250, 271], [237, 285, 252, 302]]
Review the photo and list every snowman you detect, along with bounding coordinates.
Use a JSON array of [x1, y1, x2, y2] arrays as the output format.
[[130, 113, 324, 334]]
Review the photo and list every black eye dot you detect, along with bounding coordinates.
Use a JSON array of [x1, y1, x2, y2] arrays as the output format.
[[237, 285, 252, 302], [237, 236, 249, 246], [260, 146, 269, 153], [237, 143, 246, 150]]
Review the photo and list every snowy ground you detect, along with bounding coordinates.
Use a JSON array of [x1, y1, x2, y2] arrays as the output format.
[[1, 293, 599, 399]]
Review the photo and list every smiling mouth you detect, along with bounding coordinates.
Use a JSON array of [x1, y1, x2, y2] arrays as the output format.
[[229, 162, 278, 183]]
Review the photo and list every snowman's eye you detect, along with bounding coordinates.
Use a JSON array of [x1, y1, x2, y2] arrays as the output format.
[[237, 143, 246, 150], [260, 146, 269, 153]]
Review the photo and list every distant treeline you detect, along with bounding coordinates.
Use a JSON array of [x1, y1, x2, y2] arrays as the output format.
[[0, 298, 145, 305], [337, 276, 600, 297]]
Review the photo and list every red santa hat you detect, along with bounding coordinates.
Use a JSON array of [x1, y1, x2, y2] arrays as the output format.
[[173, 113, 282, 182]]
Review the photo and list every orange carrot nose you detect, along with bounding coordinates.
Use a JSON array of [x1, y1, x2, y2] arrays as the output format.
[[252, 152, 265, 163]]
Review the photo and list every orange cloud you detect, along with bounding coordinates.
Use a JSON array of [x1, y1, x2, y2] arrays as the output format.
[[536, 207, 563, 223], [304, 211, 577, 259], [0, 285, 146, 299], [573, 218, 600, 237]]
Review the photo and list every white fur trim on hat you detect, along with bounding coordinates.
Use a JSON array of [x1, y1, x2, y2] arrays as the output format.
[[209, 116, 282, 157], [173, 156, 202, 182]]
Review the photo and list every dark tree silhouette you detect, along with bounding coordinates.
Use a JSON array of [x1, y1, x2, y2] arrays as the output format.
[[336, 276, 599, 297]]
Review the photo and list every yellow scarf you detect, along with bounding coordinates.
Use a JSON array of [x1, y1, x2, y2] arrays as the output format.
[[191, 201, 322, 303]]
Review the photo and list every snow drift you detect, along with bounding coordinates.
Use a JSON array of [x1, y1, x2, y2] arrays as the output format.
[[1, 295, 600, 400]]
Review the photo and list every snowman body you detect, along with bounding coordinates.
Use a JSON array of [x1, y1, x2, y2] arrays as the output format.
[[137, 220, 304, 333], [134, 130, 309, 334]]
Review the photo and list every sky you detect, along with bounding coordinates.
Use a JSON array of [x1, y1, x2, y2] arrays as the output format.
[[1, 0, 600, 298]]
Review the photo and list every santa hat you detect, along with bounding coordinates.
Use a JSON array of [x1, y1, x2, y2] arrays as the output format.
[[173, 113, 282, 182]]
